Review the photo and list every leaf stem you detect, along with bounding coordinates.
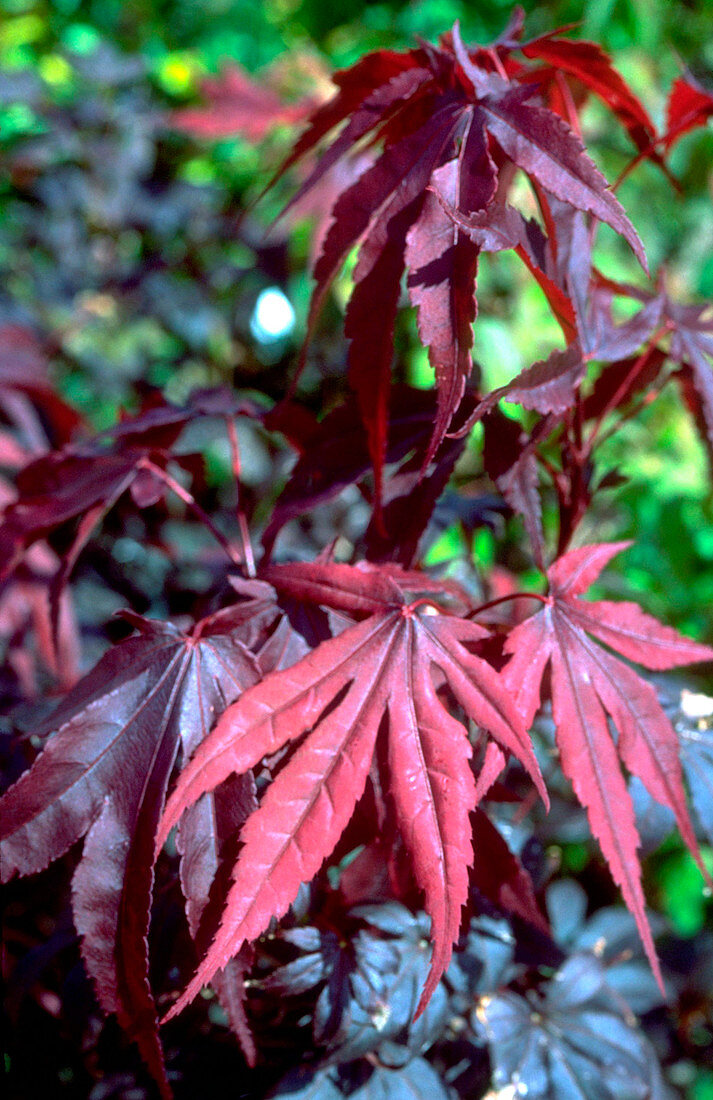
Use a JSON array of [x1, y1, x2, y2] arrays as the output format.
[[612, 133, 680, 192], [225, 416, 257, 578], [141, 459, 243, 568], [467, 591, 549, 619], [486, 47, 509, 81], [584, 326, 670, 455]]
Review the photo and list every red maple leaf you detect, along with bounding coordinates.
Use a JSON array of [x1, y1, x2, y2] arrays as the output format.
[[171, 64, 314, 141], [156, 562, 546, 1022], [663, 74, 713, 151], [0, 599, 280, 1095], [502, 542, 713, 984], [521, 33, 657, 152], [273, 21, 645, 499]]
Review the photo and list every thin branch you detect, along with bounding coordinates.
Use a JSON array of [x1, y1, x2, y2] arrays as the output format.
[[467, 591, 550, 619], [141, 459, 243, 568], [225, 417, 257, 578], [583, 327, 671, 455]]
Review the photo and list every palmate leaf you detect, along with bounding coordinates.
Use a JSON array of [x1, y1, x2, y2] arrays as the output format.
[[157, 563, 546, 1023], [274, 18, 645, 489], [0, 388, 259, 582], [546, 879, 666, 1015], [265, 903, 449, 1065], [652, 684, 713, 850], [0, 600, 273, 1095], [503, 542, 713, 985], [171, 64, 312, 141]]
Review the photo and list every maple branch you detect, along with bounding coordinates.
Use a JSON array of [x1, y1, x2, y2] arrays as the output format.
[[584, 326, 671, 454], [467, 591, 550, 618], [612, 134, 681, 192], [594, 370, 673, 450], [225, 416, 257, 578], [486, 47, 509, 81], [141, 460, 243, 568]]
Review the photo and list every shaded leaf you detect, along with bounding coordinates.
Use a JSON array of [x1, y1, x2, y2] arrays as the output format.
[[0, 324, 81, 448], [546, 880, 666, 1014], [0, 389, 259, 581], [270, 1058, 450, 1100], [470, 809, 548, 933], [0, 602, 265, 1093], [274, 18, 645, 491], [171, 65, 312, 141], [262, 387, 460, 556]]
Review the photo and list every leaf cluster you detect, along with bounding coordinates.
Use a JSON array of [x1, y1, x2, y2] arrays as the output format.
[[2, 9, 713, 1099]]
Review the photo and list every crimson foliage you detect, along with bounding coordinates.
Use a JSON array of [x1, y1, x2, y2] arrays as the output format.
[[2, 11, 713, 1099]]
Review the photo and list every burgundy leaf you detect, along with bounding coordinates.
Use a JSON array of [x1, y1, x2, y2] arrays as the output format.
[[363, 431, 468, 566], [584, 286, 664, 362], [176, 771, 258, 1066], [478, 87, 647, 271], [0, 604, 264, 1094], [270, 48, 429, 192], [499, 341, 586, 415], [333, 105, 460, 497], [262, 388, 461, 556], [470, 808, 548, 932], [274, 19, 645, 494], [259, 560, 456, 616], [406, 146, 486, 467], [0, 390, 261, 582], [582, 346, 666, 422], [0, 447, 168, 581], [280, 65, 433, 225]]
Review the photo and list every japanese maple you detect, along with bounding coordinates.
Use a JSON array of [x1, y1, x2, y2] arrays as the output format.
[[2, 9, 713, 1099]]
